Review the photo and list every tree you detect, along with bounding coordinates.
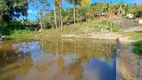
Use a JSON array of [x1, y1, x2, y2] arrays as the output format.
[[54, 0, 63, 30], [54, 0, 58, 29], [66, 0, 82, 24], [128, 5, 142, 17], [104, 2, 115, 19], [0, 0, 28, 22], [81, 0, 90, 6], [30, 0, 50, 32], [114, 2, 128, 17], [59, 0, 63, 30]]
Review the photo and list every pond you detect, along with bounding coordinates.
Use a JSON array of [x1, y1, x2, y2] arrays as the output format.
[[0, 39, 116, 80]]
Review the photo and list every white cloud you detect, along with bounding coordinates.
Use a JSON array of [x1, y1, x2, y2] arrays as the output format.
[[27, 9, 35, 14]]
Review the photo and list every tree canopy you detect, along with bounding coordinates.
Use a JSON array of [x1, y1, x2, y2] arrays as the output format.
[[0, 0, 28, 22]]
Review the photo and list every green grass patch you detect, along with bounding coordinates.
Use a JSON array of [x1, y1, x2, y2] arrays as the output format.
[[9, 30, 34, 39], [5, 19, 123, 39], [60, 19, 122, 34], [132, 40, 142, 55], [121, 32, 142, 40]]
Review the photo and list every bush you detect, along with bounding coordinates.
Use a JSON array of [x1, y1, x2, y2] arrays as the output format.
[[0, 20, 37, 35], [132, 40, 142, 55], [94, 20, 122, 32]]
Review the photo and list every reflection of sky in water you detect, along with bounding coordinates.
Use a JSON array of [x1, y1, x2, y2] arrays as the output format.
[[82, 58, 116, 80], [13, 41, 41, 54], [12, 41, 116, 80]]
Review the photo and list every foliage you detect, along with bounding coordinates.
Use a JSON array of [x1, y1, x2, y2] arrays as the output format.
[[0, 20, 37, 35], [128, 5, 142, 17], [0, 0, 28, 22], [132, 40, 142, 55], [66, 0, 81, 5], [114, 2, 128, 17], [122, 32, 142, 40], [1, 1, 142, 38], [29, 0, 50, 30], [9, 30, 33, 37], [81, 0, 90, 5], [44, 19, 122, 35], [44, 2, 107, 26]]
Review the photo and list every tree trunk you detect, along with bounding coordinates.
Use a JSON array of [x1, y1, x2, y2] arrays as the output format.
[[117, 8, 121, 17], [76, 7, 78, 23], [60, 0, 63, 30], [73, 0, 76, 24], [54, 3, 57, 29], [0, 14, 3, 23], [39, 20, 43, 32]]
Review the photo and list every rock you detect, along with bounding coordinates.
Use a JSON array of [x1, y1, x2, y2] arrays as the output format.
[[139, 19, 142, 24], [100, 29, 110, 32], [38, 29, 42, 32], [0, 36, 7, 41], [126, 14, 136, 19]]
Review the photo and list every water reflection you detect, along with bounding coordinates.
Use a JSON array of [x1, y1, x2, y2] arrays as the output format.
[[0, 39, 116, 80]]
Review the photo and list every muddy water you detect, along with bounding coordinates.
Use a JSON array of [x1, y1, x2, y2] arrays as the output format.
[[0, 39, 116, 80]]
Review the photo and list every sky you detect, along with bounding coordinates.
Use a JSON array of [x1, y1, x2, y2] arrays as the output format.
[[23, 0, 141, 21]]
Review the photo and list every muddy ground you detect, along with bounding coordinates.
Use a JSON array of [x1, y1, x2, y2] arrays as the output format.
[[120, 41, 142, 80]]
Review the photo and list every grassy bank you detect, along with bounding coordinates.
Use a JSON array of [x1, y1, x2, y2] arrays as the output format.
[[121, 32, 142, 41], [132, 40, 142, 55], [8, 19, 122, 39]]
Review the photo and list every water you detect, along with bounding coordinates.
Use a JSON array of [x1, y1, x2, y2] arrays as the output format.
[[0, 39, 116, 80]]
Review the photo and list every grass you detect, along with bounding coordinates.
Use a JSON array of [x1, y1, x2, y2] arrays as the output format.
[[121, 32, 142, 41], [8, 30, 35, 39], [128, 19, 139, 23], [8, 19, 122, 40], [132, 40, 142, 55], [120, 32, 142, 55], [63, 19, 122, 33], [44, 19, 122, 34]]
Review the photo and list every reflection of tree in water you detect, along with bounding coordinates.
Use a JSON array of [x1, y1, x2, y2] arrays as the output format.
[[56, 56, 66, 72], [13, 40, 31, 55], [0, 55, 33, 80], [37, 39, 116, 79], [0, 40, 34, 80], [0, 39, 116, 80], [16, 56, 33, 75], [68, 59, 84, 78], [40, 39, 116, 61], [34, 60, 54, 72]]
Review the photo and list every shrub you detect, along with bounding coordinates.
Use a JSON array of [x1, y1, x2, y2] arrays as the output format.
[[132, 40, 142, 55]]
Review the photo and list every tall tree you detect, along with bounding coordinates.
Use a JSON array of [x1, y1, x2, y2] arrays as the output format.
[[54, 0, 63, 30], [54, 0, 58, 29], [59, 0, 63, 30], [30, 0, 50, 32]]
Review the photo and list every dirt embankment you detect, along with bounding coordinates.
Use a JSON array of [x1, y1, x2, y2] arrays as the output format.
[[113, 19, 142, 32], [61, 32, 128, 40], [120, 41, 142, 80]]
